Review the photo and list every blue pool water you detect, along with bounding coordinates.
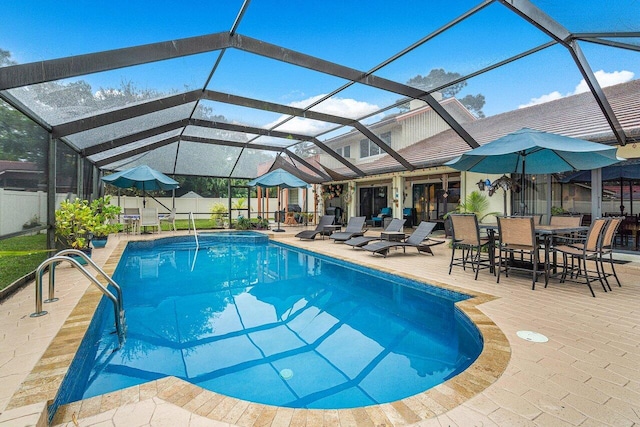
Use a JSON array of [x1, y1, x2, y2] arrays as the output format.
[[55, 233, 482, 410]]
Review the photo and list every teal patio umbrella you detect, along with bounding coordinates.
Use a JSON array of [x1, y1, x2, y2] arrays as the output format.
[[102, 165, 179, 207], [445, 128, 624, 213], [247, 168, 309, 232]]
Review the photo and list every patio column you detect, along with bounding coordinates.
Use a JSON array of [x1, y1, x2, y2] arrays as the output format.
[[76, 154, 83, 198], [47, 135, 56, 252], [392, 175, 403, 218], [591, 168, 602, 219]]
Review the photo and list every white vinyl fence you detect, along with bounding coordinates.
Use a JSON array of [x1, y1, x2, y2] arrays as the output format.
[[0, 189, 76, 236]]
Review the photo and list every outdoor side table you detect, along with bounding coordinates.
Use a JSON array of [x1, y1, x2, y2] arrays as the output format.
[[380, 231, 405, 242], [322, 224, 342, 239]]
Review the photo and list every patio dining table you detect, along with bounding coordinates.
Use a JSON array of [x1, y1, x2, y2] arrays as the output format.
[[480, 223, 589, 276]]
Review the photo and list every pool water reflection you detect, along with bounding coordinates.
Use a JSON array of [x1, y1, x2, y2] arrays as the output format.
[[57, 237, 482, 409]]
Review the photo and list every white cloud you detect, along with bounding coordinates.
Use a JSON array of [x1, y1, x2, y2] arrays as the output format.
[[519, 69, 635, 109], [518, 91, 563, 108], [266, 94, 380, 135], [573, 69, 635, 94], [93, 88, 123, 100]]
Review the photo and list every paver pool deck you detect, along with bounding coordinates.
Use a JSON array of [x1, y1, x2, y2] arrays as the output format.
[[1, 227, 639, 426]]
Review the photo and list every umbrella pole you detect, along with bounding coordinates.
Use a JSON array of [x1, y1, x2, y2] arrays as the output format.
[[503, 190, 507, 217], [520, 156, 526, 215], [620, 178, 625, 215], [630, 179, 634, 216]]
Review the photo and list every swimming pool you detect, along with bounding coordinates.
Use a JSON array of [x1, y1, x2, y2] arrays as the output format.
[[55, 233, 482, 410]]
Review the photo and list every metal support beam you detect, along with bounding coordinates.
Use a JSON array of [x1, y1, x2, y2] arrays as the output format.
[[190, 119, 365, 176], [77, 155, 83, 197], [190, 118, 315, 142], [47, 135, 56, 252], [497, 0, 571, 42], [203, 90, 355, 126], [95, 136, 180, 167], [53, 91, 202, 138], [568, 40, 627, 145], [284, 150, 332, 181], [311, 139, 365, 177], [577, 37, 640, 53], [82, 119, 189, 157], [0, 32, 232, 90], [498, 0, 626, 146], [231, 35, 479, 148]]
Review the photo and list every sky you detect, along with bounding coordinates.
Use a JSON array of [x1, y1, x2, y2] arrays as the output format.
[[1, 0, 639, 138]]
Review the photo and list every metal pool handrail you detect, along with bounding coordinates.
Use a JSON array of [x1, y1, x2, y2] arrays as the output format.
[[188, 211, 199, 249], [31, 249, 126, 346]]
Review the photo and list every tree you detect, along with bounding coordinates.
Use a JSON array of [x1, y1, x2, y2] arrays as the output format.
[[402, 68, 485, 118], [0, 48, 16, 66]]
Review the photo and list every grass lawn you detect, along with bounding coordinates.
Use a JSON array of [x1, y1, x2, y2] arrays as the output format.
[[169, 219, 220, 231], [0, 233, 49, 291]]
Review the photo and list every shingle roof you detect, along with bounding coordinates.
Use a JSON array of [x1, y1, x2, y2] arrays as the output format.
[[333, 80, 640, 178]]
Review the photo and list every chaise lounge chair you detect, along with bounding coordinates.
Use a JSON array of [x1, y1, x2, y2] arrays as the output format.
[[344, 218, 406, 248], [294, 215, 335, 240], [329, 216, 367, 243], [361, 221, 444, 257]]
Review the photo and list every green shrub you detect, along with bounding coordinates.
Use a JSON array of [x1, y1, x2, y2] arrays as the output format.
[[210, 203, 227, 227], [234, 216, 251, 230]]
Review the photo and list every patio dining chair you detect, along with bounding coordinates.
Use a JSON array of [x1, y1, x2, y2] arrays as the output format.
[[597, 216, 623, 290], [448, 214, 493, 280], [496, 216, 545, 289], [122, 207, 140, 235], [140, 207, 161, 233], [159, 208, 177, 232], [551, 217, 609, 297]]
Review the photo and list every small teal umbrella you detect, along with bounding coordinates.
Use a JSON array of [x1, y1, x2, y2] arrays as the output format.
[[445, 128, 624, 212], [102, 165, 179, 207], [247, 168, 309, 189], [248, 168, 309, 232]]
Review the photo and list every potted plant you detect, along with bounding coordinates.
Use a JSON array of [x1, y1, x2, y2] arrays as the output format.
[[88, 196, 122, 248], [55, 198, 95, 262], [444, 191, 500, 223]]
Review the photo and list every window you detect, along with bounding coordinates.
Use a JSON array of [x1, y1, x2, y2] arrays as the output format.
[[359, 139, 367, 158], [335, 145, 350, 158], [360, 137, 388, 158]]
